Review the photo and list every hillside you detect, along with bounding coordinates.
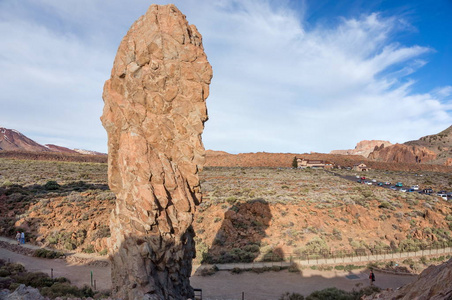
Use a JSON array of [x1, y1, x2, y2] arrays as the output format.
[[405, 125, 452, 165], [368, 126, 452, 166], [0, 127, 49, 152], [0, 127, 106, 157], [1, 158, 451, 270], [330, 140, 393, 158]]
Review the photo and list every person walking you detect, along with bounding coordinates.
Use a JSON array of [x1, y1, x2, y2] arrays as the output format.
[[20, 231, 25, 244], [15, 231, 21, 245], [369, 270, 375, 285]]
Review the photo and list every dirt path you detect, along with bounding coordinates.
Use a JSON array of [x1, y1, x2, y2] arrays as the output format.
[[0, 247, 111, 291], [190, 267, 416, 300], [1, 243, 417, 300]]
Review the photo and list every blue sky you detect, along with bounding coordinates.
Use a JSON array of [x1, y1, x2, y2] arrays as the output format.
[[0, 0, 451, 154]]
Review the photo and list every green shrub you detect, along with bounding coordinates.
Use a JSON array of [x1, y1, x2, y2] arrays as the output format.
[[82, 245, 95, 254], [280, 292, 305, 300], [33, 249, 64, 259], [44, 181, 60, 190]]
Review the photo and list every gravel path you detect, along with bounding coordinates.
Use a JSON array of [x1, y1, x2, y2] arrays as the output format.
[[0, 239, 417, 300], [190, 266, 416, 300]]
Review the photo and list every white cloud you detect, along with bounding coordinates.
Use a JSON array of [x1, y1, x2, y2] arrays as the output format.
[[0, 0, 450, 154]]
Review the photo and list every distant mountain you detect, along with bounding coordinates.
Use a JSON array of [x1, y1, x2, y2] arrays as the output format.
[[330, 140, 393, 158], [0, 127, 49, 152], [404, 125, 452, 164], [74, 149, 106, 156], [369, 126, 452, 165], [0, 127, 105, 155], [45, 144, 80, 154]]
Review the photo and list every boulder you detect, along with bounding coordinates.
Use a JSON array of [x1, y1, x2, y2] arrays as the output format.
[[5, 284, 44, 300]]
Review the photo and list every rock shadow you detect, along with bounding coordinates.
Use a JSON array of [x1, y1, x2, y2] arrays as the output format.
[[200, 199, 274, 265]]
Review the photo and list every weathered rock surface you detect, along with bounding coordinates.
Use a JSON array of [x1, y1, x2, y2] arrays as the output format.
[[368, 143, 437, 164], [3, 284, 44, 300], [330, 140, 392, 158], [101, 4, 212, 300], [363, 258, 452, 300]]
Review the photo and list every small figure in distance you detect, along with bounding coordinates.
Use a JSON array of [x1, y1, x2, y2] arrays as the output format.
[[20, 231, 25, 244], [369, 270, 375, 285], [15, 231, 21, 245]]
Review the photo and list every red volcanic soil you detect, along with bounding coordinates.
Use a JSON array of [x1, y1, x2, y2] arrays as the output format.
[[205, 151, 452, 173]]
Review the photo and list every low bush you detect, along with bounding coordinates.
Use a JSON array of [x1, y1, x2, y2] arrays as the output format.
[[44, 181, 60, 190], [279, 292, 305, 300], [33, 249, 64, 259]]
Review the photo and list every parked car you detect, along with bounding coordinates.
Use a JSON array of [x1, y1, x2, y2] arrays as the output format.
[[372, 179, 377, 183], [407, 189, 416, 192], [437, 194, 448, 200], [420, 188, 433, 194], [377, 182, 384, 186], [365, 181, 372, 185], [400, 188, 407, 192], [411, 185, 419, 190], [395, 182, 403, 187], [384, 182, 391, 185], [389, 186, 397, 190], [361, 176, 366, 180]]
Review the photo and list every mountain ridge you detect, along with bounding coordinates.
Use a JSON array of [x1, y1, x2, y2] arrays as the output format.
[[0, 127, 105, 155]]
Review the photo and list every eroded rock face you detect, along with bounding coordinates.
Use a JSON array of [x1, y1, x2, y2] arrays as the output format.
[[368, 143, 437, 164], [330, 140, 392, 158], [101, 4, 212, 299]]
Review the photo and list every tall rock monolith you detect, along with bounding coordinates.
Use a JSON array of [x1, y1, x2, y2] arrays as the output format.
[[101, 4, 212, 299]]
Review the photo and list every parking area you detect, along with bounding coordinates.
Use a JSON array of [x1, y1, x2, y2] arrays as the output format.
[[330, 171, 451, 200]]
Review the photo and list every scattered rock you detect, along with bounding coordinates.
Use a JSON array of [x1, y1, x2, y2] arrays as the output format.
[[4, 284, 44, 300]]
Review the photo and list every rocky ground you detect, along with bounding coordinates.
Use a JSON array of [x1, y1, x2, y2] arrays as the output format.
[[1, 158, 451, 270]]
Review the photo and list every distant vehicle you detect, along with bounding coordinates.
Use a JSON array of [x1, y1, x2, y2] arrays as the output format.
[[356, 175, 360, 178], [372, 179, 377, 182], [377, 182, 383, 186], [395, 182, 403, 187], [361, 176, 366, 180], [411, 185, 419, 190], [357, 179, 362, 183], [420, 188, 433, 194], [438, 194, 448, 200], [384, 182, 391, 185], [365, 181, 372, 185], [437, 191, 447, 195], [407, 189, 416, 192], [400, 188, 407, 192], [389, 186, 397, 190]]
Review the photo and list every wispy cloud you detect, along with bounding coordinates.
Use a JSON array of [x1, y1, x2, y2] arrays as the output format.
[[0, 0, 450, 153]]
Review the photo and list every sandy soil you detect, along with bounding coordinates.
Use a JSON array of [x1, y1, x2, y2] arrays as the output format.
[[0, 246, 417, 300]]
